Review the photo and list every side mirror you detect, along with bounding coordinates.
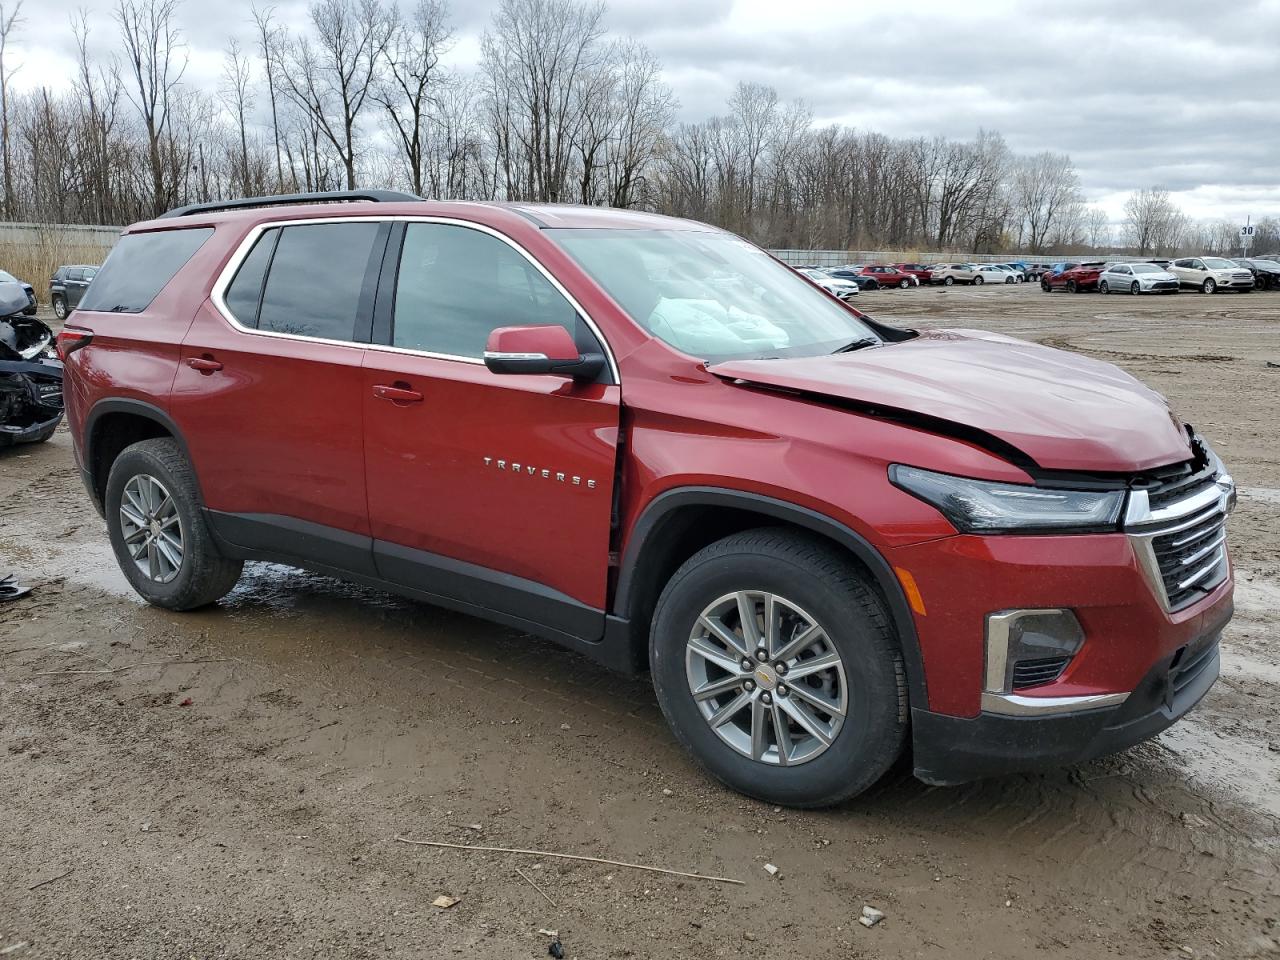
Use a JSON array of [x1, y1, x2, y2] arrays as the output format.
[[483, 325, 605, 380]]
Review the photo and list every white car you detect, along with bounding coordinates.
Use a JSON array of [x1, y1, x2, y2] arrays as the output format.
[[1097, 262, 1180, 295], [798, 267, 859, 300], [974, 264, 1019, 285], [1168, 256, 1255, 294]]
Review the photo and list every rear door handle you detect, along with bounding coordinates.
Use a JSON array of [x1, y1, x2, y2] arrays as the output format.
[[186, 357, 223, 373], [373, 384, 424, 403]]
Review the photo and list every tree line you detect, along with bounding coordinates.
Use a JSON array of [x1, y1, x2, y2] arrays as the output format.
[[0, 0, 1273, 258]]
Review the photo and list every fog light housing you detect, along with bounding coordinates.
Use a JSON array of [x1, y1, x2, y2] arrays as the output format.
[[984, 609, 1084, 693]]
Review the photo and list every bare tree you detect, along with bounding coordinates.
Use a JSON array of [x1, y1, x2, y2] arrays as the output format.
[[1123, 186, 1185, 255], [0, 0, 23, 219], [115, 0, 188, 216], [251, 6, 286, 191], [279, 0, 394, 190], [375, 0, 451, 197], [1013, 151, 1081, 253], [481, 0, 608, 202], [220, 38, 255, 196], [1084, 206, 1111, 250]]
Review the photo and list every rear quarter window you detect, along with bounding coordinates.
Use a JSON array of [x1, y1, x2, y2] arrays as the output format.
[[79, 228, 214, 313]]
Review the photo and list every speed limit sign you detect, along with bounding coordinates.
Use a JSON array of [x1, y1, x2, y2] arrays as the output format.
[[1241, 224, 1255, 237]]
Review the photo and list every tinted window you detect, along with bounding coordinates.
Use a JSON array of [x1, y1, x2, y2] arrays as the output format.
[[393, 223, 577, 358], [223, 228, 278, 328], [258, 222, 382, 341], [67, 268, 84, 281], [80, 228, 213, 313]]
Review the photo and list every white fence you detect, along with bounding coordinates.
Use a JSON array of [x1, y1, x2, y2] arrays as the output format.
[[0, 221, 121, 246], [769, 249, 1030, 267]]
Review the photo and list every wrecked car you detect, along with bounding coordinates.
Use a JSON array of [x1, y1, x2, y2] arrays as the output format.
[[0, 280, 63, 448]]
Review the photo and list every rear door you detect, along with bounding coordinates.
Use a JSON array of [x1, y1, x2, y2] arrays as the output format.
[[361, 219, 620, 636], [72, 267, 98, 307], [172, 219, 391, 572]]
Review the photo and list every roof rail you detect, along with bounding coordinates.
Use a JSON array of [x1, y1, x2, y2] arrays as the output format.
[[157, 189, 422, 220]]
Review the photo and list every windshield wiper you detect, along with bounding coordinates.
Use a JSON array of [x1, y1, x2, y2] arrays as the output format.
[[832, 337, 880, 354]]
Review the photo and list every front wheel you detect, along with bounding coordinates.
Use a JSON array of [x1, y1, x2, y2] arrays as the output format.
[[105, 438, 243, 610], [898, 278, 910, 289], [1041, 280, 1052, 292], [1131, 281, 1141, 295], [649, 529, 908, 808], [1202, 278, 1216, 294]]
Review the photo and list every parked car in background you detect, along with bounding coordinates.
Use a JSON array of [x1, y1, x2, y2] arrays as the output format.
[[858, 265, 918, 289], [1169, 257, 1254, 294], [1041, 261, 1105, 293], [49, 265, 100, 320], [826, 266, 881, 290], [929, 263, 981, 285], [992, 264, 1025, 282], [798, 267, 860, 300], [1233, 258, 1280, 290], [1022, 263, 1053, 281], [0, 270, 37, 315], [892, 263, 934, 284], [974, 265, 1018, 285], [1098, 262, 1180, 295]]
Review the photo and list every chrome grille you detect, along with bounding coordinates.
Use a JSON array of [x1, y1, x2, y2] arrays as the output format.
[[1125, 477, 1231, 613]]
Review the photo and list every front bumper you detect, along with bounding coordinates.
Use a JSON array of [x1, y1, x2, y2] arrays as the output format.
[[912, 624, 1223, 785]]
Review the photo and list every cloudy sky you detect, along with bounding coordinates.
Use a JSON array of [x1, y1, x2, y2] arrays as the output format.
[[10, 0, 1280, 223]]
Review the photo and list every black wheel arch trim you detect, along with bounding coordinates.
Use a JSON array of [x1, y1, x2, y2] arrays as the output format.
[[613, 486, 928, 708], [83, 398, 199, 513]]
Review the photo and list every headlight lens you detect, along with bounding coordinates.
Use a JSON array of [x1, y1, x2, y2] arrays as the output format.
[[890, 465, 1124, 533]]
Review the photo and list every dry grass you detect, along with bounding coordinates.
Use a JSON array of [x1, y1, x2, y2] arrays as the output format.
[[0, 238, 116, 305]]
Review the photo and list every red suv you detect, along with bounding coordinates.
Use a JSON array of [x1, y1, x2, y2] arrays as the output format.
[[61, 192, 1234, 807], [892, 263, 933, 284], [858, 264, 918, 289], [1042, 261, 1106, 293]]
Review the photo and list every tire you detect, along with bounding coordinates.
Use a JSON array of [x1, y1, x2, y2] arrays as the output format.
[[943, 276, 954, 286], [52, 296, 67, 321], [1041, 280, 1052, 292], [1202, 278, 1216, 294], [105, 437, 243, 610], [649, 528, 908, 808], [864, 280, 879, 291], [1131, 281, 1141, 295], [1066, 280, 1078, 294], [1099, 281, 1110, 294], [973, 275, 984, 285], [898, 278, 910, 289]]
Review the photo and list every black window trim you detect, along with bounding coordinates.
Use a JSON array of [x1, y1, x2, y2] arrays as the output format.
[[210, 215, 619, 382]]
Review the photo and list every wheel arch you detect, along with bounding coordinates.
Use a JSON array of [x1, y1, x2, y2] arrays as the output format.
[[613, 487, 928, 708], [84, 399, 195, 513]]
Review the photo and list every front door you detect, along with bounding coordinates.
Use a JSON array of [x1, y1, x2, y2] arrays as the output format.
[[362, 220, 620, 639]]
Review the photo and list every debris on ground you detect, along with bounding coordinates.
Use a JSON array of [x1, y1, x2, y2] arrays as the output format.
[[0, 574, 32, 602], [548, 939, 565, 958], [537, 929, 558, 938], [859, 905, 885, 928], [431, 895, 460, 909], [763, 863, 779, 876]]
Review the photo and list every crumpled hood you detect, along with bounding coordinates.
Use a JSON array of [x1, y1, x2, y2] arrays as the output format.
[[708, 329, 1193, 473]]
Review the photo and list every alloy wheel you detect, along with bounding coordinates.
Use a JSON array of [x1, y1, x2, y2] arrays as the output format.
[[899, 278, 909, 289], [1131, 281, 1141, 295], [1203, 278, 1216, 294], [685, 590, 848, 766], [119, 473, 184, 583], [53, 298, 67, 320]]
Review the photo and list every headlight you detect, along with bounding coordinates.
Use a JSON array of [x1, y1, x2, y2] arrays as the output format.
[[890, 465, 1124, 533]]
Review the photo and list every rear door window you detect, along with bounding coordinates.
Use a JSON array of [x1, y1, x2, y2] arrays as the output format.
[[78, 228, 213, 313], [257, 222, 384, 341], [223, 228, 279, 328]]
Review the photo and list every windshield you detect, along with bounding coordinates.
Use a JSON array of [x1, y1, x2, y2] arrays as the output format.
[[1204, 257, 1238, 269], [548, 228, 880, 362], [0, 270, 16, 283], [1253, 260, 1280, 269], [1130, 263, 1162, 274]]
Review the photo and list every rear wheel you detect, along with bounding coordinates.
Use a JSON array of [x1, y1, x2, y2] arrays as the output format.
[[649, 529, 908, 808], [105, 438, 243, 610], [1100, 281, 1110, 294], [943, 276, 954, 286], [973, 275, 984, 286], [1202, 278, 1216, 294], [52, 296, 67, 321]]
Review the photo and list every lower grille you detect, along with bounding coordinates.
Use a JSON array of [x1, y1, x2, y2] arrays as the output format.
[[1171, 640, 1218, 696], [1011, 656, 1070, 689]]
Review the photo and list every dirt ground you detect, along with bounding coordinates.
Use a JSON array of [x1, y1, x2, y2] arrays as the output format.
[[2, 284, 1278, 959]]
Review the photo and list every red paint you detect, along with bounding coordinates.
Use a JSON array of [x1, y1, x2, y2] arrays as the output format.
[[63, 200, 1233, 724], [1042, 261, 1106, 292]]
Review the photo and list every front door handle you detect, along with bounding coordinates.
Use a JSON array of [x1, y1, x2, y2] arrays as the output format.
[[373, 384, 424, 403], [187, 357, 223, 373]]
